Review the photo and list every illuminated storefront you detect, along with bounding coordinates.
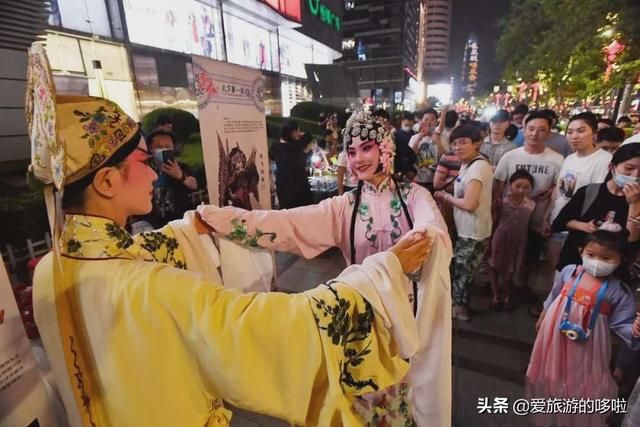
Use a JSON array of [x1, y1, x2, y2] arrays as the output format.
[[46, 0, 344, 119]]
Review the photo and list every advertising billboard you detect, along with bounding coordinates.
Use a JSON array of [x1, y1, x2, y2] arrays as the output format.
[[192, 55, 271, 211], [223, 13, 277, 72], [123, 0, 225, 60]]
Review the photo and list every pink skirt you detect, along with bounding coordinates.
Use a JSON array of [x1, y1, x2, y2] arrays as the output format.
[[526, 295, 616, 427]]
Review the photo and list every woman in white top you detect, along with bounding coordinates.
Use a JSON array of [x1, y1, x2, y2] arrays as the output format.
[[548, 112, 612, 224], [435, 124, 493, 321], [545, 112, 612, 273]]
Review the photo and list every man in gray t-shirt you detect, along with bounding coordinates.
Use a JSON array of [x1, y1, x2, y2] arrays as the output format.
[[480, 109, 517, 168], [540, 109, 573, 157]]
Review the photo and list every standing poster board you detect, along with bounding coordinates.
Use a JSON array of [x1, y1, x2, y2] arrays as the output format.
[[191, 55, 271, 210], [0, 263, 54, 427]]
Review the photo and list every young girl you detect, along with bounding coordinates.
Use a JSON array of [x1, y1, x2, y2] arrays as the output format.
[[527, 230, 640, 427], [198, 108, 452, 426], [488, 169, 536, 311]]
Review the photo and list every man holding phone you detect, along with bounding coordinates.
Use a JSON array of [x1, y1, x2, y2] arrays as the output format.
[[137, 129, 199, 229], [409, 108, 443, 192]]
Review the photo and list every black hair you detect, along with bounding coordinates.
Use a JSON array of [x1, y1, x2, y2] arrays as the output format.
[[422, 108, 438, 119], [512, 104, 529, 116], [449, 123, 482, 143], [505, 124, 518, 141], [155, 115, 172, 127], [568, 112, 598, 133], [402, 111, 416, 122], [145, 129, 177, 148], [445, 110, 459, 128], [524, 111, 552, 128], [612, 142, 640, 165], [597, 127, 625, 143], [539, 109, 558, 123], [280, 119, 299, 141], [62, 130, 142, 210], [618, 115, 632, 125], [322, 128, 335, 138], [598, 118, 615, 128], [509, 168, 535, 187], [372, 108, 391, 121]]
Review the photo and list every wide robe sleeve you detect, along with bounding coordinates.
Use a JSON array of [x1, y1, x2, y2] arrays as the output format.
[[406, 184, 454, 427], [141, 251, 409, 426], [197, 196, 350, 259]]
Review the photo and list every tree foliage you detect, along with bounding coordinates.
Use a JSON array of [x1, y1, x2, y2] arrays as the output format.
[[496, 0, 640, 99]]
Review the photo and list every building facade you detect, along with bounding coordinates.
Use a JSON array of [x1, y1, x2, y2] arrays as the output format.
[[420, 0, 451, 84], [339, 0, 420, 110], [0, 0, 49, 170], [0, 0, 344, 167]]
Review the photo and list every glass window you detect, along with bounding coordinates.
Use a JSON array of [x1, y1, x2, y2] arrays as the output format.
[[123, 0, 225, 60], [49, 0, 112, 37]]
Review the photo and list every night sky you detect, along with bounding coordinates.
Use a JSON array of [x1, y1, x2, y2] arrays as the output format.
[[449, 0, 511, 97]]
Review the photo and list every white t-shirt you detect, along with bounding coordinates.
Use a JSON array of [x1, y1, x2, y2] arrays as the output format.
[[453, 157, 493, 240], [337, 151, 358, 188], [550, 148, 612, 221], [409, 133, 439, 184], [494, 146, 564, 232]]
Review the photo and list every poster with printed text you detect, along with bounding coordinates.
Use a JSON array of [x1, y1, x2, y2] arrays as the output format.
[[0, 263, 55, 426], [192, 55, 271, 210]]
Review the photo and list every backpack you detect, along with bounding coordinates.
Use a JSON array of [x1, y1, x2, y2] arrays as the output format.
[[580, 183, 602, 217]]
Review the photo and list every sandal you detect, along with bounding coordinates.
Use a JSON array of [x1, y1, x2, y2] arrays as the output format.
[[490, 297, 502, 311]]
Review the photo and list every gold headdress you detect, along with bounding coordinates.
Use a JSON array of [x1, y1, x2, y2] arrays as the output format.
[[26, 42, 139, 190]]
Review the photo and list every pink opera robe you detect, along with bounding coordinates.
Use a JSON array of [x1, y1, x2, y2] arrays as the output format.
[[199, 179, 454, 426]]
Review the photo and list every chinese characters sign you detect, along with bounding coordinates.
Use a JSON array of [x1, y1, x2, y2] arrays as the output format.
[[192, 55, 271, 211]]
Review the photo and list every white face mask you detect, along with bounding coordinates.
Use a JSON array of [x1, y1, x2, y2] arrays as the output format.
[[402, 125, 413, 132], [581, 255, 618, 277], [613, 170, 640, 188]]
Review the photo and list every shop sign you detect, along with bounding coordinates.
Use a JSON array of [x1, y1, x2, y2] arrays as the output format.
[[307, 0, 341, 31]]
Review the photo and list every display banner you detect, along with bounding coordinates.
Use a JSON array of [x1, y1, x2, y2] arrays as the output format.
[[192, 55, 271, 210], [0, 263, 55, 427]]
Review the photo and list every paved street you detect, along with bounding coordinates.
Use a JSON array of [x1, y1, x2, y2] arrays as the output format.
[[230, 249, 551, 427]]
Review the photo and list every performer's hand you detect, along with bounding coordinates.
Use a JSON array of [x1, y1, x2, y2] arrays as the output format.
[[194, 211, 215, 235], [389, 231, 431, 274]]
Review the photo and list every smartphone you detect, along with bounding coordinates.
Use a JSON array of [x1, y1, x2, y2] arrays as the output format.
[[154, 148, 174, 164]]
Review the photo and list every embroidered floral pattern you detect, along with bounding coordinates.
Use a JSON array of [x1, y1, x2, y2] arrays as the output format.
[[389, 183, 411, 244], [354, 383, 415, 426], [311, 282, 378, 392], [138, 231, 186, 269], [226, 218, 276, 247], [60, 215, 154, 261], [357, 201, 378, 249], [26, 44, 65, 189], [105, 223, 133, 249]]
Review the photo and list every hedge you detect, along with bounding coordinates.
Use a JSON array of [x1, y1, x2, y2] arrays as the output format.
[[142, 108, 199, 144], [0, 188, 49, 247]]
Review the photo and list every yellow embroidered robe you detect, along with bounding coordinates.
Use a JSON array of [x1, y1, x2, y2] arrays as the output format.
[[33, 215, 408, 426]]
